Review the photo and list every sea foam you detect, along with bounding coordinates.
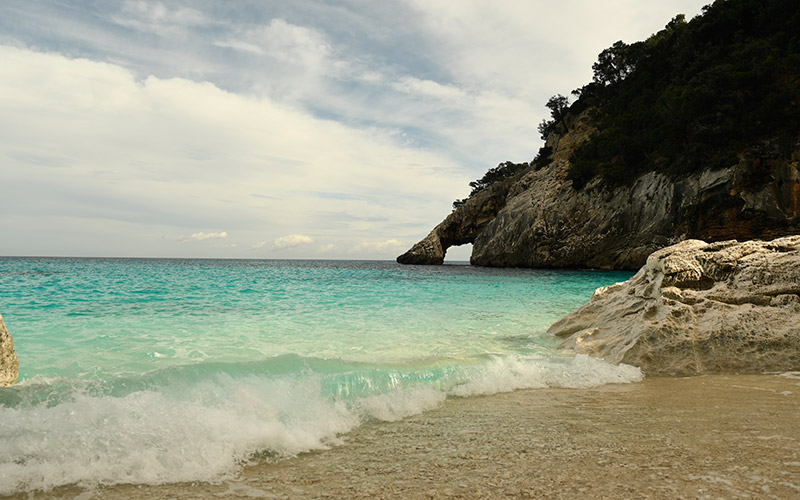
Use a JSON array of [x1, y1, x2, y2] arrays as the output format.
[[0, 354, 641, 495]]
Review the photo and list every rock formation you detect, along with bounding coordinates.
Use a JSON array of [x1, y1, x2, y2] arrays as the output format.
[[398, 112, 800, 269], [396, 178, 514, 265], [548, 236, 800, 375], [0, 313, 19, 386]]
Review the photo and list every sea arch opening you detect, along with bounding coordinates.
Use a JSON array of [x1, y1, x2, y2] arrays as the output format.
[[443, 243, 473, 263]]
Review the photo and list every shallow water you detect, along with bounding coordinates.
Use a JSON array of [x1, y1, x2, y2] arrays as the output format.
[[0, 258, 636, 494], [11, 374, 800, 500]]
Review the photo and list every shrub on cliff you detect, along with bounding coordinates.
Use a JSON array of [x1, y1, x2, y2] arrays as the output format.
[[453, 161, 531, 209]]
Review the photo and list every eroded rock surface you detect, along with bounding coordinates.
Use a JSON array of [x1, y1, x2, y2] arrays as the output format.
[[399, 111, 800, 269], [396, 179, 513, 265], [0, 313, 18, 386], [548, 237, 800, 375]]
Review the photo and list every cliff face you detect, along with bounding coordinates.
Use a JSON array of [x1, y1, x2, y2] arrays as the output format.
[[399, 113, 800, 269]]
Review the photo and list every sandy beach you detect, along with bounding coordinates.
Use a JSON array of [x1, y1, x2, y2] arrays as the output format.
[[6, 373, 799, 499]]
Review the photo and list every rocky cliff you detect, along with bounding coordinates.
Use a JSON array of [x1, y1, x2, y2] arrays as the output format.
[[398, 112, 800, 269], [0, 313, 18, 387], [549, 236, 800, 375]]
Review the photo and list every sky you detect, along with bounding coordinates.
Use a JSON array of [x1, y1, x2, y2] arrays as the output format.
[[0, 0, 710, 260]]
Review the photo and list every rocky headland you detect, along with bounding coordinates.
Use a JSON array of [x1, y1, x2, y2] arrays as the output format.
[[549, 236, 800, 375], [398, 111, 800, 269], [398, 0, 800, 269], [0, 313, 19, 387]]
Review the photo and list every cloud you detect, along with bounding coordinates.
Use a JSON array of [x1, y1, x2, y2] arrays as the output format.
[[112, 1, 210, 35], [318, 243, 336, 253], [215, 18, 330, 62], [251, 241, 267, 249], [191, 231, 228, 240], [213, 18, 335, 101], [176, 231, 228, 243], [348, 239, 405, 254], [0, 2, 711, 258], [405, 0, 708, 101], [273, 234, 314, 249], [0, 44, 467, 257], [393, 76, 467, 102]]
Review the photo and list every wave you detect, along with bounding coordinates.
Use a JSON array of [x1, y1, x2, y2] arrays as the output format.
[[0, 353, 642, 495]]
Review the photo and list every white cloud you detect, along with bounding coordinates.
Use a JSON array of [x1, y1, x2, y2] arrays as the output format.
[[213, 18, 335, 101], [318, 243, 336, 253], [191, 231, 228, 241], [349, 239, 405, 254], [0, 2, 712, 259], [252, 241, 267, 249], [112, 1, 210, 36], [273, 234, 314, 249], [0, 44, 466, 257], [216, 19, 330, 63], [406, 0, 708, 101], [393, 77, 467, 102], [176, 231, 228, 243]]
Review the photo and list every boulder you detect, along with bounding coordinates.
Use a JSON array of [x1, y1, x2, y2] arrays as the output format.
[[548, 237, 800, 375], [0, 313, 18, 386]]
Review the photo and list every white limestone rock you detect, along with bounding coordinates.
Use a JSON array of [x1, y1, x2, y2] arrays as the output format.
[[548, 236, 800, 375], [0, 313, 18, 386]]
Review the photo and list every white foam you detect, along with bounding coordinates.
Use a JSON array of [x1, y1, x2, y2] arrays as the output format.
[[0, 355, 642, 495], [0, 375, 359, 495], [449, 354, 643, 397], [356, 386, 446, 422]]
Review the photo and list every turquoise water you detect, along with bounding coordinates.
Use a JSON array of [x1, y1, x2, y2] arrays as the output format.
[[0, 258, 638, 493]]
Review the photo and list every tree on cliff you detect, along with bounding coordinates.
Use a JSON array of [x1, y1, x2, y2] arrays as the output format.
[[538, 94, 571, 140], [456, 0, 799, 205], [565, 0, 800, 189]]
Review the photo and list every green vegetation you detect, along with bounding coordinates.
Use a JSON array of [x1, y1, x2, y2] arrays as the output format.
[[453, 98, 561, 210], [566, 0, 800, 189], [454, 0, 799, 206], [537, 94, 571, 140], [452, 160, 529, 209]]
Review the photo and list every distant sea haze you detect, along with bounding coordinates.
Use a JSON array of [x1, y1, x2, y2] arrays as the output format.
[[0, 258, 637, 494]]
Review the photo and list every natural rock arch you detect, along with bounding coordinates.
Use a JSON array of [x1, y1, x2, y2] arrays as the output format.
[[396, 178, 513, 265]]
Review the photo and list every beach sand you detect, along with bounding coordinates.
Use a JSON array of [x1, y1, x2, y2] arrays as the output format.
[[7, 374, 800, 499]]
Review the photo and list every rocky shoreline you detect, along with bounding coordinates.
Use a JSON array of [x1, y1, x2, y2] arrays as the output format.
[[0, 313, 18, 387], [550, 236, 800, 375]]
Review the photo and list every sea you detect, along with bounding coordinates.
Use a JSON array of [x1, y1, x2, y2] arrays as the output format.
[[0, 257, 640, 495]]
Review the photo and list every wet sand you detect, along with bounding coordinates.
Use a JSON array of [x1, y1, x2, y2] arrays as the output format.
[[7, 374, 800, 499]]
